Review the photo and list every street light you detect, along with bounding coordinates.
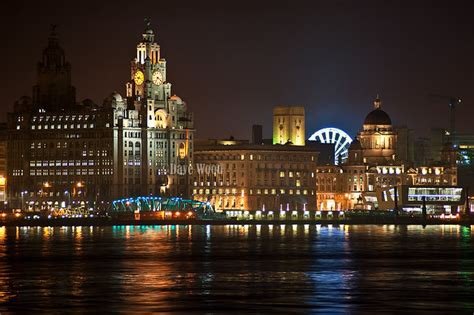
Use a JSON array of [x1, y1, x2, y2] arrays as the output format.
[[65, 190, 71, 210], [20, 190, 28, 212]]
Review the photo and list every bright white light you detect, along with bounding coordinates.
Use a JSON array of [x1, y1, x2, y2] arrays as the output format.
[[309, 127, 353, 164]]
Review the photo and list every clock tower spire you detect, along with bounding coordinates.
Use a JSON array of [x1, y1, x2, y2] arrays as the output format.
[[126, 19, 168, 115]]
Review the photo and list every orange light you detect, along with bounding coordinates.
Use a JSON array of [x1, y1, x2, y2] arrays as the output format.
[[0, 176, 5, 186], [14, 213, 21, 218], [43, 182, 51, 188], [76, 182, 83, 188], [1, 213, 6, 218], [175, 212, 180, 216]]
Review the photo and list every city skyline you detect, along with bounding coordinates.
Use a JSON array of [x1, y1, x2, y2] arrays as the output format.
[[1, 0, 474, 140], [1, 3, 473, 313]]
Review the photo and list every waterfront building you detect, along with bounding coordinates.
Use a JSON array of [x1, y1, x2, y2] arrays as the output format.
[[4, 24, 193, 212], [192, 141, 318, 213], [0, 128, 6, 210], [193, 108, 317, 213], [357, 97, 397, 164], [376, 185, 466, 214], [316, 97, 458, 210]]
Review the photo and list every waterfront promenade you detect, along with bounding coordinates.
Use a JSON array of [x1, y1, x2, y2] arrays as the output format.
[[2, 215, 473, 227]]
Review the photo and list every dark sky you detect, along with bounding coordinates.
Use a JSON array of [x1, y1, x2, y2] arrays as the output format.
[[1, 0, 473, 139]]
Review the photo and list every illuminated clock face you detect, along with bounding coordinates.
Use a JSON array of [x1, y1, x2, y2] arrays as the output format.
[[152, 71, 163, 85], [134, 70, 144, 86]]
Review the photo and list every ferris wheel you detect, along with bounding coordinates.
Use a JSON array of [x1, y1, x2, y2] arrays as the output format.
[[309, 127, 353, 164]]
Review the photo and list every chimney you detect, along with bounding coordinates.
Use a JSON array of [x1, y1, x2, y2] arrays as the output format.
[[252, 125, 263, 144]]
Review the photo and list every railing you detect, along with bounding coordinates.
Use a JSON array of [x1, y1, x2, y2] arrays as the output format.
[[111, 196, 217, 219]]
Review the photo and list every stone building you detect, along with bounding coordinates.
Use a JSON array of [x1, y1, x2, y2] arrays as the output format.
[[316, 97, 458, 210], [193, 105, 317, 212], [192, 142, 317, 211], [5, 24, 193, 212]]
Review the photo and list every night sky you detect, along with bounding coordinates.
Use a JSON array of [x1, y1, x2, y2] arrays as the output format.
[[1, 0, 473, 139]]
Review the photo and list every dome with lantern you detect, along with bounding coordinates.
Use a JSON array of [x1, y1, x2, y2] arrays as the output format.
[[363, 96, 392, 126]]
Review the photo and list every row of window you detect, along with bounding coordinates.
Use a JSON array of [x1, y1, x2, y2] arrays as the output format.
[[31, 114, 95, 122], [198, 154, 315, 162], [29, 169, 113, 176], [194, 170, 313, 181], [30, 141, 111, 150], [121, 131, 191, 140], [193, 188, 314, 196], [29, 160, 113, 167], [31, 124, 95, 130], [249, 188, 312, 196], [31, 150, 110, 158]]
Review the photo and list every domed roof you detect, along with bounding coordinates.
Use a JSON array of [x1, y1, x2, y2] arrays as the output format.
[[169, 95, 182, 102], [363, 96, 392, 125], [364, 108, 392, 125], [110, 92, 122, 102], [349, 138, 362, 150]]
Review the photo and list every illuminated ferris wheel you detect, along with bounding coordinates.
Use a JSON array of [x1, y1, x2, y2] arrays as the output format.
[[309, 127, 353, 164]]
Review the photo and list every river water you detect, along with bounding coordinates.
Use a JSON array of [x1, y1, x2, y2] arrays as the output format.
[[0, 224, 473, 313]]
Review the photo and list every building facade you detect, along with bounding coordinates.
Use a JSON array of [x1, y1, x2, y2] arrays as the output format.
[[0, 128, 6, 210], [5, 24, 193, 213], [316, 97, 458, 211], [357, 97, 397, 164], [192, 142, 317, 212]]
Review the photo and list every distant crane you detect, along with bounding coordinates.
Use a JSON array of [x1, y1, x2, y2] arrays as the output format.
[[429, 94, 462, 144]]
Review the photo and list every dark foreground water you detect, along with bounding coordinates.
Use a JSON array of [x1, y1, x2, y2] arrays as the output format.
[[0, 224, 473, 313]]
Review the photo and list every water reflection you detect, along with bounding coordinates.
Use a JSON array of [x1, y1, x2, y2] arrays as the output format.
[[0, 225, 472, 312]]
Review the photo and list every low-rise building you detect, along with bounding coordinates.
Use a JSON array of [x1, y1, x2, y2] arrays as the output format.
[[192, 142, 318, 212]]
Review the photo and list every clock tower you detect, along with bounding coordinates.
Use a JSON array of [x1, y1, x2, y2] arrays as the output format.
[[126, 21, 170, 126], [120, 21, 194, 198]]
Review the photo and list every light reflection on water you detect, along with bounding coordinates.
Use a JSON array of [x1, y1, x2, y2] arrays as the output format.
[[0, 224, 473, 312]]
